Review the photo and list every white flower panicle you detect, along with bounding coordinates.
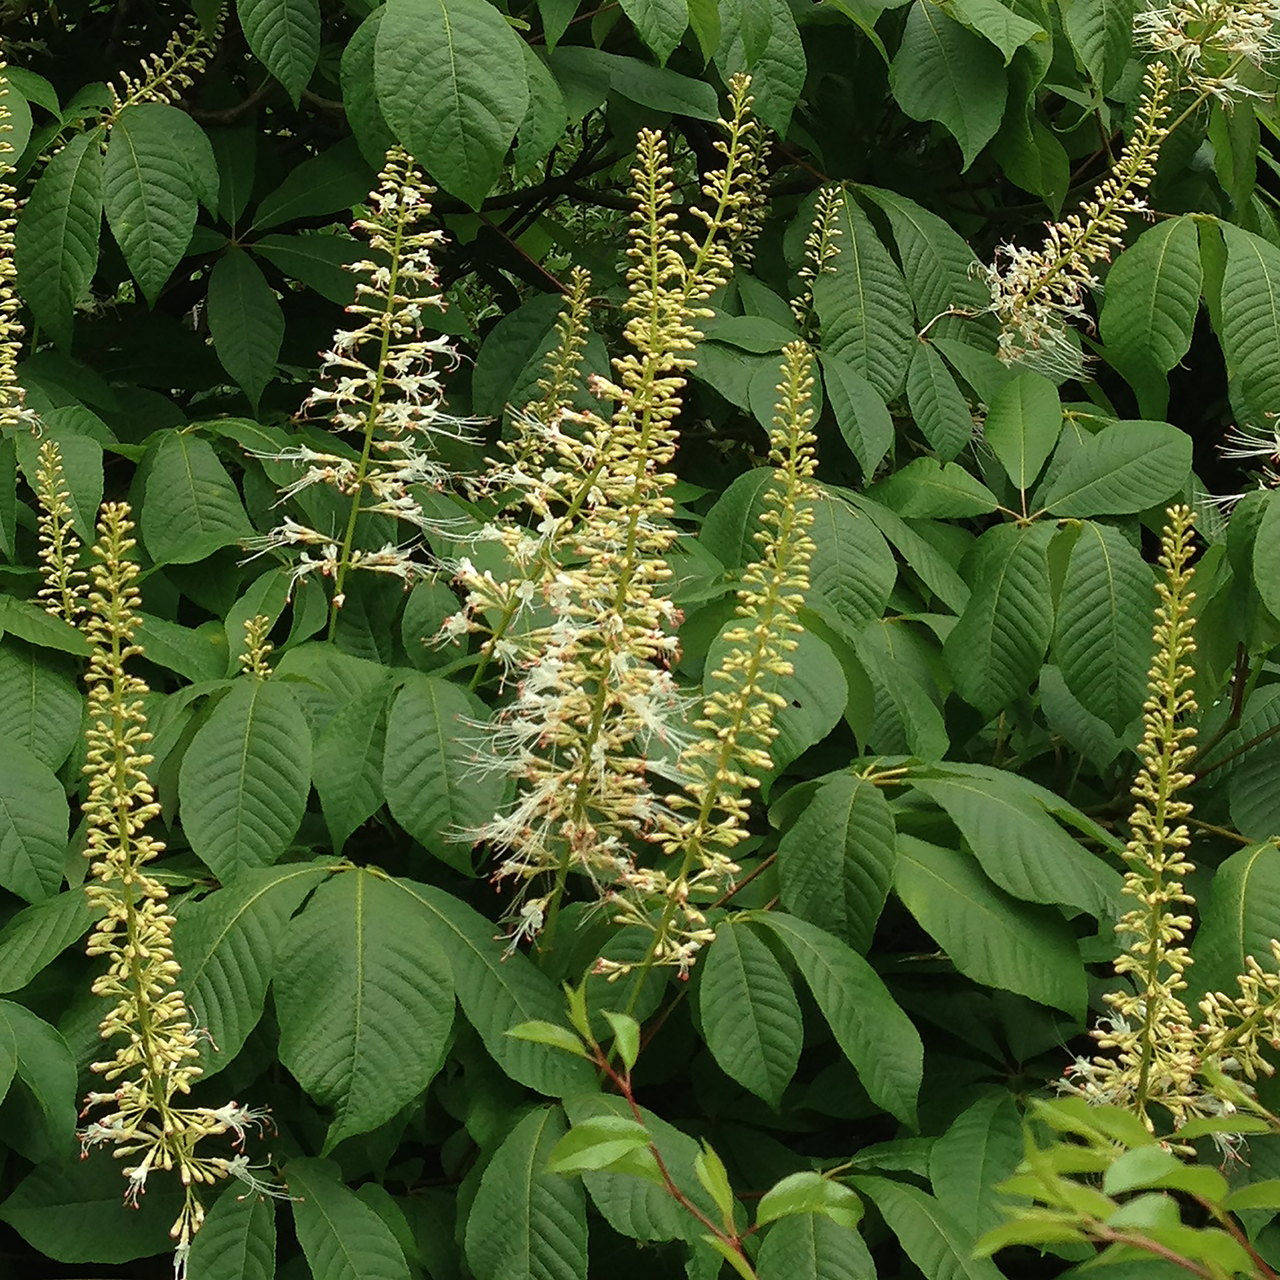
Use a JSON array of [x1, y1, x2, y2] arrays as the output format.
[[1135, 0, 1280, 101]]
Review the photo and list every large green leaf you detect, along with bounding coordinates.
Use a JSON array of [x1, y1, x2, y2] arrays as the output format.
[[0, 1000, 75, 1163], [274, 869, 454, 1151], [701, 920, 803, 1106], [238, 0, 321, 104], [1063, 0, 1139, 91], [713, 0, 804, 134], [852, 1175, 1004, 1280], [1220, 221, 1280, 427], [909, 772, 1120, 917], [895, 835, 1086, 1017], [172, 862, 328, 1077], [465, 1107, 588, 1280], [14, 129, 103, 349], [947, 0, 1044, 63], [141, 430, 252, 565], [757, 1213, 877, 1280], [251, 138, 375, 232], [0, 736, 67, 903], [1253, 489, 1280, 622], [930, 1094, 1023, 1237], [943, 522, 1053, 718], [104, 104, 200, 305], [383, 672, 506, 871], [1034, 419, 1192, 517], [0, 890, 95, 995], [207, 248, 284, 409], [392, 877, 597, 1096], [814, 199, 915, 400], [288, 1157, 411, 1280], [907, 341, 972, 460], [778, 774, 896, 952], [850, 494, 971, 614], [1100, 216, 1202, 377], [1229, 739, 1280, 842], [179, 678, 312, 880], [619, 0, 687, 64], [184, 1187, 276, 1280], [808, 493, 898, 634], [0, 640, 80, 770], [755, 914, 922, 1127], [254, 231, 365, 305], [983, 371, 1060, 493], [1191, 842, 1280, 1006], [1055, 520, 1153, 732], [821, 352, 894, 478], [868, 458, 998, 519], [890, 1, 1006, 170], [375, 0, 529, 207]]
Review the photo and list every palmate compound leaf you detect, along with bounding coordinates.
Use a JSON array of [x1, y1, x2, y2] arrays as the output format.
[[391, 877, 597, 1097], [273, 868, 454, 1153], [375, 0, 529, 207], [172, 862, 332, 1078], [185, 1186, 276, 1280], [753, 914, 922, 1127], [179, 677, 312, 881], [894, 835, 1087, 1018], [288, 1157, 411, 1280], [700, 920, 803, 1107], [464, 1107, 588, 1280]]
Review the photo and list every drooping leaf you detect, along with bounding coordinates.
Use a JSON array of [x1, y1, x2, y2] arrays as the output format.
[[619, 0, 687, 64], [254, 232, 365, 306], [0, 737, 67, 903], [251, 138, 375, 232], [179, 678, 312, 880], [821, 352, 894, 478], [274, 869, 454, 1152], [288, 1157, 411, 1280], [172, 862, 328, 1077], [895, 835, 1086, 1017], [700, 920, 803, 1107], [14, 129, 103, 349], [184, 1187, 276, 1280], [0, 891, 96, 995], [238, 0, 321, 104], [141, 430, 253, 565], [375, 0, 529, 207], [1055, 520, 1154, 732], [515, 44, 568, 177], [465, 1107, 588, 1280], [947, 0, 1044, 63], [755, 914, 922, 1127], [778, 774, 896, 952], [207, 248, 285, 409]]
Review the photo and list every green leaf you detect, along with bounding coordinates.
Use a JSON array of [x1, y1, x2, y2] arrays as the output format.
[[1104, 1146, 1227, 1200], [849, 494, 971, 614], [907, 341, 973, 460], [376, 0, 529, 207], [1100, 216, 1202, 378], [184, 1187, 276, 1280], [909, 773, 1120, 917], [466, 1107, 588, 1280], [135, 613, 226, 683], [515, 45, 568, 177], [602, 1011, 641, 1073], [1055, 520, 1153, 733], [104, 104, 200, 305], [14, 416, 105, 542], [508, 1020, 592, 1058], [252, 138, 375, 232], [946, 0, 1044, 62], [15, 129, 103, 349], [172, 862, 327, 1077], [1221, 221, 1280, 430], [757, 1172, 863, 1230], [929, 1094, 1024, 1237], [895, 835, 1087, 1017], [701, 920, 802, 1107], [694, 1141, 736, 1228], [820, 352, 894, 477], [983, 371, 1061, 492], [1226, 1180, 1280, 1211], [0, 890, 96, 995], [392, 877, 597, 1096], [0, 598, 89, 657], [1063, 0, 1138, 91], [342, 10, 396, 166], [619, 0, 687, 63], [757, 1213, 877, 1280], [755, 914, 922, 1127], [809, 493, 898, 634], [1254, 489, 1280, 622], [0, 1000, 76, 1162], [0, 737, 67, 903], [853, 1176, 1004, 1280], [141, 430, 252, 565], [547, 1116, 654, 1174], [179, 678, 312, 880], [713, 0, 805, 134], [814, 199, 915, 400], [254, 232, 365, 305], [288, 1157, 411, 1280], [943, 522, 1054, 718], [1191, 842, 1280, 998], [778, 774, 896, 952], [275, 869, 454, 1152], [868, 457, 998, 518], [383, 672, 506, 871], [1034, 419, 1192, 517], [238, 0, 320, 104], [890, 2, 1007, 170], [0, 639, 81, 770], [207, 248, 284, 409]]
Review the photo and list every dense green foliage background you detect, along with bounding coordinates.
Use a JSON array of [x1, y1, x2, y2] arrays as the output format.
[[6, 0, 1280, 1277]]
